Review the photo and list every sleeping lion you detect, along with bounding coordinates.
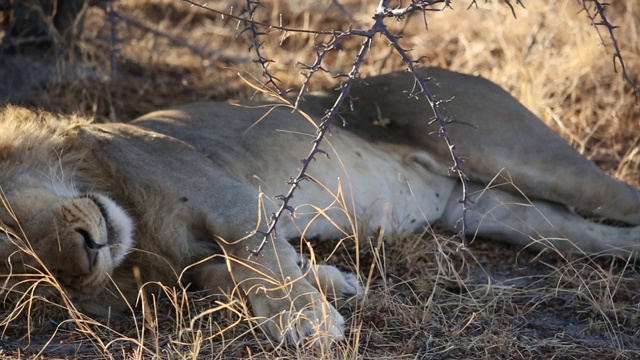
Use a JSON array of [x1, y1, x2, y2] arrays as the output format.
[[1, 68, 639, 345]]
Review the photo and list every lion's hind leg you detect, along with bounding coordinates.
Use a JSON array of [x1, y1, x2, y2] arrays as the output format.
[[440, 182, 640, 260]]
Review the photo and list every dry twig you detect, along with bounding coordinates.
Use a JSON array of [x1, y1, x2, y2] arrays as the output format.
[[580, 0, 639, 94], [106, 0, 120, 79], [248, 0, 472, 256], [242, 0, 284, 94]]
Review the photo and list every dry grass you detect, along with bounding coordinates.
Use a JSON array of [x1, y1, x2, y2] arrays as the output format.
[[1, 0, 640, 359]]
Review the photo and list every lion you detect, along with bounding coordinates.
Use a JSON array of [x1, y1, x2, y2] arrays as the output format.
[[1, 67, 639, 345]]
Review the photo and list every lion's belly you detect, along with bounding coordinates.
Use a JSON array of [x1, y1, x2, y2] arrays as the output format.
[[271, 140, 458, 240], [135, 112, 458, 241]]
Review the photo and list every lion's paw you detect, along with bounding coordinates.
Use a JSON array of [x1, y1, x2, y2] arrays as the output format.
[[248, 276, 350, 346], [306, 264, 363, 302], [273, 306, 346, 346]]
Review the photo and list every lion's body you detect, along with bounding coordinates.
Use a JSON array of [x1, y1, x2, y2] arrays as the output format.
[[1, 68, 639, 343]]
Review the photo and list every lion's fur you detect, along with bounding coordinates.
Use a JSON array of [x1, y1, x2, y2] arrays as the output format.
[[0, 106, 87, 191], [308, 68, 640, 224], [1, 68, 639, 343]]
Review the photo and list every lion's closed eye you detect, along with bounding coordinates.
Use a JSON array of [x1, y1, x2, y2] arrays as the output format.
[[75, 227, 104, 250]]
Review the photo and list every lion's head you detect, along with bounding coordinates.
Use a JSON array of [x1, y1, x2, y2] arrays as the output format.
[[0, 106, 134, 296]]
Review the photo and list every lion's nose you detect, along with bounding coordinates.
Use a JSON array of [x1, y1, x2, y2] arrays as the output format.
[[76, 228, 106, 272]]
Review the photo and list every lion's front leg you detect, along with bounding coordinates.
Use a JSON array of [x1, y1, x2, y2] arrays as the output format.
[[234, 241, 347, 345], [296, 255, 361, 306], [198, 212, 350, 345]]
